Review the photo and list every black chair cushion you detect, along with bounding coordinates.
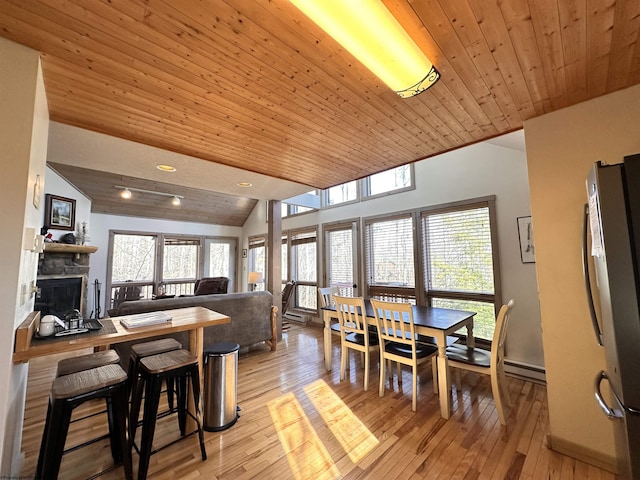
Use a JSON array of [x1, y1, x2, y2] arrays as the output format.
[[345, 331, 379, 346], [445, 344, 491, 368], [385, 341, 437, 359]]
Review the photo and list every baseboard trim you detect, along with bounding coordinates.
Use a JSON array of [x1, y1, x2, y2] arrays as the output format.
[[547, 434, 618, 473]]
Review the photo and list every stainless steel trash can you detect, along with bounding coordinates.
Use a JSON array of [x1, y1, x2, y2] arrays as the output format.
[[203, 342, 240, 431]]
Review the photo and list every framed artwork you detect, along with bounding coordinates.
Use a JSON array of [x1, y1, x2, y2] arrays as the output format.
[[44, 194, 76, 231], [517, 216, 535, 263]]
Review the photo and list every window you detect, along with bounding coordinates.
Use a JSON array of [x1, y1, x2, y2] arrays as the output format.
[[108, 231, 237, 306], [248, 236, 266, 291], [421, 199, 499, 341], [364, 165, 413, 197], [163, 238, 199, 281], [364, 214, 416, 301], [289, 228, 317, 310], [324, 181, 357, 206]]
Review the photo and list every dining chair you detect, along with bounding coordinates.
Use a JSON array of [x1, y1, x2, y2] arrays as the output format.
[[318, 286, 341, 337], [333, 295, 379, 391], [445, 299, 515, 425], [370, 299, 438, 412]]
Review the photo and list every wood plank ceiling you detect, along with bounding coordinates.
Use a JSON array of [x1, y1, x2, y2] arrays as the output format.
[[1, 0, 640, 192]]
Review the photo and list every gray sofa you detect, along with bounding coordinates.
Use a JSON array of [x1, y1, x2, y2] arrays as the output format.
[[106, 291, 278, 362]]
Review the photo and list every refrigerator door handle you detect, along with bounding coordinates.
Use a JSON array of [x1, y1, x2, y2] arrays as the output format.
[[583, 203, 604, 346], [594, 371, 624, 420]]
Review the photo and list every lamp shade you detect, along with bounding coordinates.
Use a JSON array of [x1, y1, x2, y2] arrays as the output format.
[[248, 271, 264, 284], [290, 0, 440, 97]]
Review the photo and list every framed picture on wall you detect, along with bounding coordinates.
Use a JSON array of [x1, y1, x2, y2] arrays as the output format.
[[517, 215, 535, 263], [44, 194, 76, 231]]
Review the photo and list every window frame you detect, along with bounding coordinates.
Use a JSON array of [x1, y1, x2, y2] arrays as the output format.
[[106, 229, 239, 308], [418, 196, 502, 344]]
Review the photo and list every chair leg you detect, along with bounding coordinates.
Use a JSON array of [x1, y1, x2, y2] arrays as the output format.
[[498, 366, 512, 407], [363, 350, 369, 392], [340, 344, 348, 381], [491, 372, 507, 426], [166, 377, 175, 410], [411, 364, 417, 412], [396, 362, 402, 384], [431, 356, 439, 395], [379, 354, 386, 398]]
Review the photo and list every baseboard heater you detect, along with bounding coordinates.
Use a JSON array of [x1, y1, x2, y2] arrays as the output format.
[[283, 312, 311, 324], [504, 359, 546, 383]]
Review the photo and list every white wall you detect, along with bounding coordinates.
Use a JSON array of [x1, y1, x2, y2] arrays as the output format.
[[89, 213, 242, 315], [0, 38, 49, 476], [524, 84, 640, 469], [243, 139, 544, 371]]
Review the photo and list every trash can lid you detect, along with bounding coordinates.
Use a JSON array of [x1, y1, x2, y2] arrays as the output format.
[[204, 342, 240, 355]]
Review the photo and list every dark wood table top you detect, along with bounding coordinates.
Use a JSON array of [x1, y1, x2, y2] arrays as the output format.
[[323, 301, 476, 331]]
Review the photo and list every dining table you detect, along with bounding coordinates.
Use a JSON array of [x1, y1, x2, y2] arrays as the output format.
[[14, 306, 231, 431], [322, 301, 476, 419]]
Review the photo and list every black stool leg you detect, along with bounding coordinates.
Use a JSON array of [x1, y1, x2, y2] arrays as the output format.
[[40, 398, 73, 480], [105, 396, 123, 463], [177, 374, 187, 436], [35, 397, 53, 479], [111, 383, 133, 480], [138, 374, 162, 480], [129, 370, 146, 442], [189, 364, 207, 461]]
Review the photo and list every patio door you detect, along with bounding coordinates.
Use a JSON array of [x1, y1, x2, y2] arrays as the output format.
[[203, 237, 237, 292], [323, 221, 360, 297]]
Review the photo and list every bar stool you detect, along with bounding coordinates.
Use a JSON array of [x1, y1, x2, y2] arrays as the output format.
[[56, 349, 120, 377], [128, 338, 182, 401], [36, 364, 132, 480], [127, 338, 182, 440], [54, 349, 122, 459], [130, 349, 207, 480]]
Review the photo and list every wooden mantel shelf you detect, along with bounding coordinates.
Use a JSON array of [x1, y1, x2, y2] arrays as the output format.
[[43, 243, 98, 254]]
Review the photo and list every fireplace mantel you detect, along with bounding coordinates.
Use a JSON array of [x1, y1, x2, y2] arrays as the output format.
[[43, 243, 98, 254]]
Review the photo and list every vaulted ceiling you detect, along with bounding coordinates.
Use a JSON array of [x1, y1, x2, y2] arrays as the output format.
[[2, 1, 639, 198]]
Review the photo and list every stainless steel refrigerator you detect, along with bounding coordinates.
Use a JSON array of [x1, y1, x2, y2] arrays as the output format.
[[584, 154, 640, 479]]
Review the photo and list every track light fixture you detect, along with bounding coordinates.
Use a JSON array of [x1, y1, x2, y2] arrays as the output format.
[[115, 185, 184, 205]]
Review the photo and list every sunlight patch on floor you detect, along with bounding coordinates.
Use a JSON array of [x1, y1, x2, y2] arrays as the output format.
[[267, 392, 340, 480], [304, 379, 379, 463]]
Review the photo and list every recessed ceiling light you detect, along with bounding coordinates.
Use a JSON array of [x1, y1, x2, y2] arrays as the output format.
[[156, 164, 176, 172], [237, 182, 252, 187]]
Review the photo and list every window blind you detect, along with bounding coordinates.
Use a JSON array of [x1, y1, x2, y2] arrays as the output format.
[[422, 205, 494, 294], [364, 215, 415, 287]]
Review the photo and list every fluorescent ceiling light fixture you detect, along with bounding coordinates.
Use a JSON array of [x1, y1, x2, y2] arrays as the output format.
[[290, 0, 440, 98], [237, 182, 253, 187], [156, 164, 176, 172], [115, 185, 184, 204]]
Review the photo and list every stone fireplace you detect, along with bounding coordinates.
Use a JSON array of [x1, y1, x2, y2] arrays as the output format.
[[36, 243, 98, 317]]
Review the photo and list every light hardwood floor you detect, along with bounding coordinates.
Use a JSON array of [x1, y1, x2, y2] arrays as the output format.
[[20, 323, 615, 480]]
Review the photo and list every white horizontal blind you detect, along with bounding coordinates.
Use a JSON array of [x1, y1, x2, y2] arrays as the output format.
[[422, 206, 494, 294], [365, 215, 415, 288], [327, 228, 353, 289]]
